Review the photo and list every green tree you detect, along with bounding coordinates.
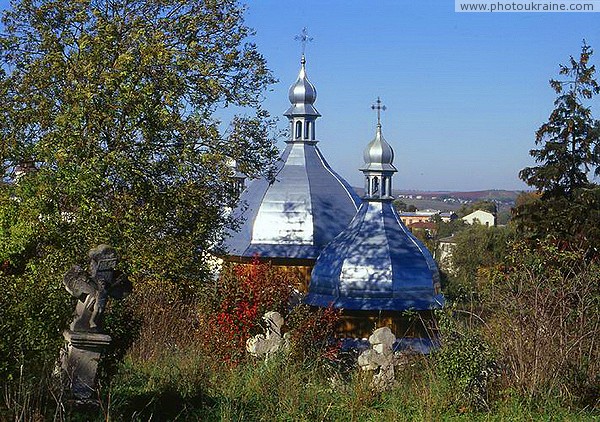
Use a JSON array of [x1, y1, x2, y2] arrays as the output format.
[[434, 215, 467, 239], [393, 199, 408, 212], [393, 199, 417, 212], [0, 0, 277, 378], [445, 224, 515, 301], [514, 43, 600, 253], [519, 41, 600, 197]]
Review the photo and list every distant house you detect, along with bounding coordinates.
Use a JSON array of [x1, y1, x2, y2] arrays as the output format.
[[398, 210, 437, 226], [462, 210, 495, 226], [439, 211, 458, 223], [399, 210, 457, 226]]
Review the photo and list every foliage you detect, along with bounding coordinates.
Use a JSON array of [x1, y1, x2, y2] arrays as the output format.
[[199, 260, 296, 364], [393, 199, 416, 212], [444, 224, 515, 301], [434, 215, 468, 239], [484, 240, 600, 406], [520, 41, 600, 197], [0, 0, 278, 280], [434, 309, 499, 411], [286, 304, 341, 362], [514, 42, 600, 256], [0, 249, 72, 380], [411, 227, 436, 253], [512, 185, 600, 257], [0, 0, 278, 382]]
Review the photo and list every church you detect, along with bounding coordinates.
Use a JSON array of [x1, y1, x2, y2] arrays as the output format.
[[222, 50, 444, 338]]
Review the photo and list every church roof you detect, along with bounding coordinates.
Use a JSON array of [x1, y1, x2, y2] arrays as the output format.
[[223, 54, 360, 261], [305, 201, 444, 310], [305, 103, 444, 311], [224, 142, 360, 260]]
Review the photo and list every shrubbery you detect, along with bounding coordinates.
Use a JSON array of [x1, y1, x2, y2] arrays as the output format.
[[484, 240, 599, 406]]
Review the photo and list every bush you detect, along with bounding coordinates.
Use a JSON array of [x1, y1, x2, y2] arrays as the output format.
[[286, 304, 342, 368], [444, 224, 515, 302], [198, 259, 297, 364], [484, 240, 600, 407], [434, 309, 499, 411], [0, 253, 72, 381]]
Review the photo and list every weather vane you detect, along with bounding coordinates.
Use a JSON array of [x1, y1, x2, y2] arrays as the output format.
[[371, 97, 387, 126], [294, 27, 313, 56]]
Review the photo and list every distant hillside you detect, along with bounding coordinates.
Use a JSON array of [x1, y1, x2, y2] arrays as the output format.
[[354, 188, 524, 204], [394, 189, 524, 204]]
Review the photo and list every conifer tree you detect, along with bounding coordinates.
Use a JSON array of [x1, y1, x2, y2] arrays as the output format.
[[515, 42, 600, 253], [520, 42, 600, 197]]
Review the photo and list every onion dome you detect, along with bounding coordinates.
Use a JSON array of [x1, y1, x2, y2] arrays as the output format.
[[361, 125, 397, 172], [305, 100, 444, 311], [284, 55, 321, 118], [222, 56, 360, 262]]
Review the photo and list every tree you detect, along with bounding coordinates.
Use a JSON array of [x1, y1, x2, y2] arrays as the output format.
[[445, 224, 515, 301], [514, 43, 600, 254], [0, 0, 277, 277], [0, 0, 277, 378], [520, 41, 600, 197], [392, 199, 417, 212]]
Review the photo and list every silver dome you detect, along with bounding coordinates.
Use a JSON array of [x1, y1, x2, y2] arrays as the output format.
[[361, 125, 397, 172], [284, 56, 321, 118]]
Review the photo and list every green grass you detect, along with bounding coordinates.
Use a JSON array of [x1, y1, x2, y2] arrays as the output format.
[[101, 351, 598, 422]]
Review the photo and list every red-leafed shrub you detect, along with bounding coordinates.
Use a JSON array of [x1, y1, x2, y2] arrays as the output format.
[[287, 304, 341, 362], [200, 259, 296, 364]]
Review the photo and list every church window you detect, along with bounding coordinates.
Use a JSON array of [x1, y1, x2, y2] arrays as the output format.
[[304, 121, 311, 139], [372, 177, 379, 195]]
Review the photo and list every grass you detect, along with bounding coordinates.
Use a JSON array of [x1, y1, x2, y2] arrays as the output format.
[[1, 339, 598, 421], [101, 350, 599, 421]]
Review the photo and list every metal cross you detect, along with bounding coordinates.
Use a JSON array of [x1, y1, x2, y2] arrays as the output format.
[[371, 97, 387, 126], [294, 27, 313, 56]]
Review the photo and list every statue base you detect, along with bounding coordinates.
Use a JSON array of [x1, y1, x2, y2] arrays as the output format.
[[60, 330, 112, 400]]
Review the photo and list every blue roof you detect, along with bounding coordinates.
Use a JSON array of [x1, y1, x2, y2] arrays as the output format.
[[305, 200, 444, 311], [223, 141, 361, 260]]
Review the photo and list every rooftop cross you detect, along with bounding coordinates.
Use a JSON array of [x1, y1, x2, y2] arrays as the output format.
[[371, 97, 387, 127], [294, 27, 313, 58]]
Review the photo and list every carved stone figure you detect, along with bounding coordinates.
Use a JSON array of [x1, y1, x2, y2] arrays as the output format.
[[246, 311, 290, 359], [59, 245, 131, 401], [358, 327, 397, 391], [63, 244, 131, 331]]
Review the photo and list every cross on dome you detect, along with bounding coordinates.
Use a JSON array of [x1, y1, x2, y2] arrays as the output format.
[[294, 27, 313, 58], [371, 97, 387, 127]]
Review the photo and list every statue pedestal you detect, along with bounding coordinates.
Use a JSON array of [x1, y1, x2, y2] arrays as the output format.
[[61, 330, 111, 400]]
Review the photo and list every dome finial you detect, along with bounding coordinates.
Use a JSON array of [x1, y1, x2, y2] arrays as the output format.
[[294, 27, 313, 58], [284, 28, 320, 121], [371, 97, 387, 128]]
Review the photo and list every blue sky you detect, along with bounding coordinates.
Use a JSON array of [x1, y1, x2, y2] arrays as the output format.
[[242, 0, 599, 191]]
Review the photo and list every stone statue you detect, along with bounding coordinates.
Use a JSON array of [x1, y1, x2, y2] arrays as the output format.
[[358, 327, 397, 391], [59, 245, 131, 401], [246, 311, 290, 359], [63, 244, 131, 332]]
